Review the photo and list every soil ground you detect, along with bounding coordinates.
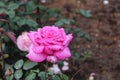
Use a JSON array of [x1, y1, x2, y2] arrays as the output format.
[[44, 0, 120, 80]]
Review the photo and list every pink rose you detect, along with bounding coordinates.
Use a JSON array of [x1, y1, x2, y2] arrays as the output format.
[[17, 32, 33, 51], [19, 26, 73, 63]]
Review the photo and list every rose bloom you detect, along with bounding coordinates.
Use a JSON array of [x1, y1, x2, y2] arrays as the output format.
[[17, 32, 33, 51], [17, 26, 73, 63]]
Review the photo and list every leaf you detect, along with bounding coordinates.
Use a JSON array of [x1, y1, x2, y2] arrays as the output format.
[[7, 3, 20, 10], [26, 1, 37, 12], [14, 69, 23, 80], [60, 73, 68, 80], [25, 73, 36, 80], [38, 5, 47, 11], [61, 19, 71, 24], [77, 32, 85, 37], [38, 72, 48, 80], [0, 2, 5, 7], [30, 69, 40, 73], [76, 9, 92, 18], [48, 70, 54, 75], [0, 8, 7, 13], [58, 61, 64, 68], [84, 34, 91, 42], [6, 74, 13, 80], [3, 36, 10, 42], [55, 21, 64, 27], [26, 19, 38, 27], [52, 75, 61, 80], [23, 61, 38, 70], [55, 19, 75, 27], [4, 0, 9, 2], [6, 10, 15, 18], [9, 22, 18, 31], [14, 59, 24, 69], [17, 18, 26, 26], [13, 17, 20, 22]]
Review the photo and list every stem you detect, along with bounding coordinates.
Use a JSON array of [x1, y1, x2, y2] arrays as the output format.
[[0, 19, 7, 22], [43, 61, 48, 80], [0, 40, 5, 80], [71, 68, 81, 80]]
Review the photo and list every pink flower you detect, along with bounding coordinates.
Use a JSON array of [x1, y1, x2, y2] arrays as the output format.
[[17, 32, 33, 51], [18, 26, 73, 63]]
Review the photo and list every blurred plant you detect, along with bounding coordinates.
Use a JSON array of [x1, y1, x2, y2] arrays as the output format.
[[5, 59, 69, 80], [76, 9, 92, 18], [71, 50, 92, 61]]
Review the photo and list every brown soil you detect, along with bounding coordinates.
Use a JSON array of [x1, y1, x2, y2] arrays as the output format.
[[44, 0, 120, 80]]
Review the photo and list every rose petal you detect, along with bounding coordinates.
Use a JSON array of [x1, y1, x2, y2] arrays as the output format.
[[63, 34, 73, 47], [55, 47, 71, 60], [48, 45, 63, 51], [28, 31, 40, 46], [26, 46, 46, 62], [60, 28, 66, 37], [33, 46, 44, 54], [44, 46, 53, 54]]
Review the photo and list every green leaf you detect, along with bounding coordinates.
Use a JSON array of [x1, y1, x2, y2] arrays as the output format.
[[55, 19, 75, 27], [13, 17, 20, 22], [52, 75, 61, 80], [4, 0, 9, 2], [38, 72, 48, 80], [84, 34, 91, 41], [6, 74, 14, 80], [30, 69, 40, 73], [6, 10, 15, 18], [38, 5, 47, 11], [76, 9, 92, 18], [73, 28, 81, 33], [58, 61, 64, 68], [23, 61, 38, 70], [25, 73, 36, 80], [60, 73, 68, 80], [16, 18, 26, 26], [7, 3, 20, 10], [77, 32, 85, 37], [14, 69, 23, 80], [26, 1, 37, 12], [9, 22, 19, 31], [3, 36, 10, 42], [55, 21, 64, 27], [0, 8, 7, 13], [14, 59, 24, 69], [0, 2, 5, 7], [62, 19, 71, 24], [48, 70, 54, 75], [26, 19, 38, 27]]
